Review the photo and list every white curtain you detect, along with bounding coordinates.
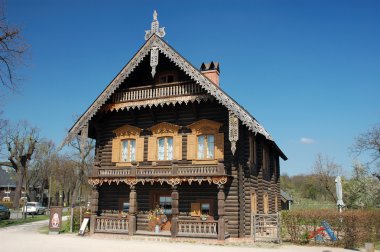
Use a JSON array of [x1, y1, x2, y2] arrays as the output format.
[[197, 136, 205, 159], [158, 138, 165, 160], [167, 138, 173, 160], [122, 140, 129, 162], [130, 140, 136, 161], [207, 135, 214, 158]]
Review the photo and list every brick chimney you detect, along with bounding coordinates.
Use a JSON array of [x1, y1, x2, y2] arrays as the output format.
[[200, 61, 220, 86]]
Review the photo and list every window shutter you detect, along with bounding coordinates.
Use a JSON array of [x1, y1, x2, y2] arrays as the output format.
[[187, 134, 196, 160], [111, 138, 121, 163], [191, 203, 201, 216], [147, 136, 157, 161], [173, 135, 182, 160], [214, 133, 224, 160], [136, 137, 144, 162]]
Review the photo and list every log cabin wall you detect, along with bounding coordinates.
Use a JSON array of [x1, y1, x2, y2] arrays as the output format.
[[236, 124, 282, 237], [93, 99, 242, 237]]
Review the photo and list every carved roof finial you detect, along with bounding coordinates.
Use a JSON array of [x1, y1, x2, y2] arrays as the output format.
[[145, 10, 165, 40]]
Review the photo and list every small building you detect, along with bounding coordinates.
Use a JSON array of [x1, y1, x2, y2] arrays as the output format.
[[0, 169, 16, 202], [63, 11, 287, 240], [281, 189, 293, 210]]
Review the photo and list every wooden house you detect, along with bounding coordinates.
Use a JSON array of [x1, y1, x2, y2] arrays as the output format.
[[63, 11, 287, 240]]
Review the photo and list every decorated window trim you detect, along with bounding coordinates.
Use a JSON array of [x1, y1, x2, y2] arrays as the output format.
[[187, 119, 224, 164], [148, 122, 182, 162], [112, 124, 144, 166]]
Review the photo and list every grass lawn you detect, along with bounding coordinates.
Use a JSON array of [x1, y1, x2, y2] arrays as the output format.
[[0, 215, 49, 228]]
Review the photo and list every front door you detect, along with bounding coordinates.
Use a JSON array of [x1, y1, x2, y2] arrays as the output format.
[[149, 193, 172, 232]]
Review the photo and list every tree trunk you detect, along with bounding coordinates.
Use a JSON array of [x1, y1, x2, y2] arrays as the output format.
[[13, 167, 25, 209]]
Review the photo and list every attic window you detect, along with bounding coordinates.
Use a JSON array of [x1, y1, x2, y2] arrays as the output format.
[[158, 72, 177, 84]]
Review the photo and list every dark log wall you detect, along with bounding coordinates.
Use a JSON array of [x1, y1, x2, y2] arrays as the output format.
[[237, 125, 282, 237], [92, 98, 282, 238]]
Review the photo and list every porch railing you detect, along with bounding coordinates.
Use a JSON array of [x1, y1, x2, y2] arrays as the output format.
[[94, 216, 129, 234], [95, 164, 224, 178], [177, 220, 218, 238], [112, 81, 202, 103]]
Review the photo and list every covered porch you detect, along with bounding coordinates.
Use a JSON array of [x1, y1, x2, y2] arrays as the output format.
[[88, 175, 228, 240]]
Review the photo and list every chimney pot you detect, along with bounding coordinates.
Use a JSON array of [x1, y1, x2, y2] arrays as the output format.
[[200, 61, 220, 86]]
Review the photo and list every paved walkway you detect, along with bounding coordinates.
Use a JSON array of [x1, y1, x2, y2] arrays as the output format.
[[0, 220, 376, 252]]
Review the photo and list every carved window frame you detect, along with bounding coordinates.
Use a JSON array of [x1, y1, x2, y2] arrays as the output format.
[[112, 125, 143, 166], [148, 122, 182, 162], [187, 119, 224, 164]]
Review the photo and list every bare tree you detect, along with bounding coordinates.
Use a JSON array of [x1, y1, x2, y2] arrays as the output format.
[[351, 124, 380, 180], [312, 153, 342, 202], [0, 4, 28, 92], [68, 135, 94, 206], [0, 121, 38, 208]]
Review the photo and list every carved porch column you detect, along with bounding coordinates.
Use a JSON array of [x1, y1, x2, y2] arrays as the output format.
[[170, 185, 179, 238], [128, 186, 137, 235], [89, 185, 99, 234], [217, 185, 226, 240]]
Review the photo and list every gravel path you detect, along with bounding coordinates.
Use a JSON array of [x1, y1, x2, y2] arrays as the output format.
[[0, 220, 375, 252]]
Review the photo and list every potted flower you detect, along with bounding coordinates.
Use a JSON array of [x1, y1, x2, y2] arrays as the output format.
[[200, 214, 208, 221], [147, 204, 167, 233]]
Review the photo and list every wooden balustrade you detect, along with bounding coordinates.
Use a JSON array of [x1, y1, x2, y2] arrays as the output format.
[[98, 168, 131, 176], [112, 81, 202, 103], [94, 216, 129, 234], [177, 220, 218, 238], [96, 164, 224, 178]]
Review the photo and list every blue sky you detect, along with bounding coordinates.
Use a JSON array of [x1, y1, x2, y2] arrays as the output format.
[[2, 0, 379, 176]]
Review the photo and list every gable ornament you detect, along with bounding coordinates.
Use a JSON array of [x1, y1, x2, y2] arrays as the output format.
[[145, 10, 165, 77], [229, 112, 239, 155]]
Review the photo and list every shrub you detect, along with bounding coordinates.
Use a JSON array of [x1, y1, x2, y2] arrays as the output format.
[[281, 209, 380, 248], [64, 207, 82, 233]]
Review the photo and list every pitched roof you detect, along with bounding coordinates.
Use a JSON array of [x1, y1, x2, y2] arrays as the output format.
[[62, 35, 286, 160], [0, 168, 16, 188], [281, 189, 293, 202]]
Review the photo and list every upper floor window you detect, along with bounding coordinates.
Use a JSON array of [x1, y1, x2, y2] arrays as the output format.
[[158, 72, 177, 84], [121, 139, 136, 162], [112, 125, 144, 165], [187, 119, 224, 163], [148, 122, 182, 161], [158, 137, 173, 160], [197, 135, 214, 159]]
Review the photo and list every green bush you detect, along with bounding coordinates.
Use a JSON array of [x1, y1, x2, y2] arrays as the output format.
[[281, 209, 380, 248], [64, 207, 82, 233]]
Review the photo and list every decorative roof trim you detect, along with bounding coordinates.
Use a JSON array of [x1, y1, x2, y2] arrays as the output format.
[[62, 34, 276, 151]]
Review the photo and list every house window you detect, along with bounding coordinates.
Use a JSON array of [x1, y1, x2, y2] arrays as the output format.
[[251, 192, 257, 215], [157, 137, 173, 160], [121, 139, 136, 162], [159, 74, 175, 84], [201, 203, 210, 215], [197, 135, 214, 159], [159, 196, 172, 215]]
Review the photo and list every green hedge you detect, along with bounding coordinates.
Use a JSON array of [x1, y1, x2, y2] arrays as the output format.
[[281, 209, 380, 248]]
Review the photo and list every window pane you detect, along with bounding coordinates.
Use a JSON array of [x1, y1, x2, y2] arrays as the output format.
[[197, 136, 205, 159], [207, 135, 214, 159], [201, 203, 210, 215], [167, 137, 173, 160], [158, 138, 165, 160], [122, 140, 129, 162], [130, 140, 136, 161]]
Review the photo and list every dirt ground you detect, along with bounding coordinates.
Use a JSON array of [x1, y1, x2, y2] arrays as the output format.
[[0, 219, 377, 252]]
